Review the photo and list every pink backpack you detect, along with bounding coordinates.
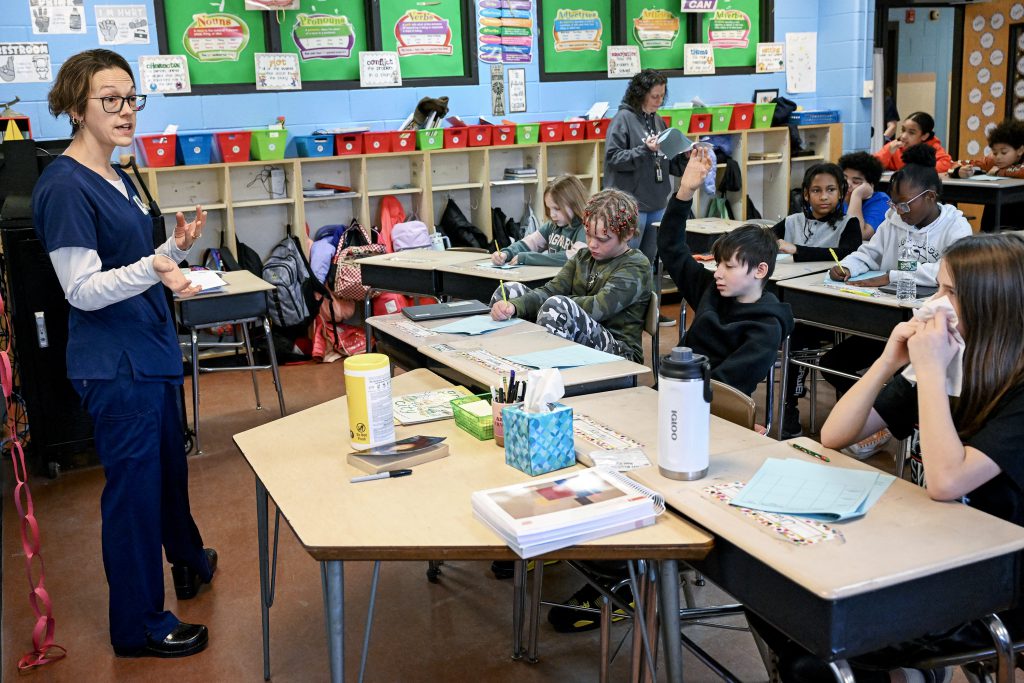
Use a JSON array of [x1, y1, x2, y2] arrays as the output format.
[[391, 220, 432, 251]]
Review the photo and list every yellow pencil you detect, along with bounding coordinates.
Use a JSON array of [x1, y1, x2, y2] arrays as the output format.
[[828, 248, 846, 278], [500, 280, 508, 302]]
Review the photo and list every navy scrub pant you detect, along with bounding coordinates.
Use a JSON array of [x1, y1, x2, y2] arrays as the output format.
[[73, 357, 211, 649]]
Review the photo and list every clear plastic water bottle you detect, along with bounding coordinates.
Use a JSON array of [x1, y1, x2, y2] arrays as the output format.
[[896, 240, 918, 302]]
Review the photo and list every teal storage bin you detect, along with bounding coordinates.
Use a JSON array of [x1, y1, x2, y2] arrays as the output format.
[[502, 403, 574, 476], [177, 132, 213, 165]]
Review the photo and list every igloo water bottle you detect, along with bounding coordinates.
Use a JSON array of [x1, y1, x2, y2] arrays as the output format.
[[658, 347, 712, 480]]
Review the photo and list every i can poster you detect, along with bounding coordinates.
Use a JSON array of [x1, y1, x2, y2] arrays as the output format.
[[182, 13, 250, 63], [0, 42, 51, 83], [552, 8, 602, 52], [95, 5, 150, 46], [291, 13, 355, 60], [394, 10, 453, 57], [139, 55, 191, 94]]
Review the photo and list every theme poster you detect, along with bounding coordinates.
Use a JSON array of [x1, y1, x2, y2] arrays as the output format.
[[359, 51, 402, 87], [479, 0, 533, 64], [684, 43, 715, 75], [0, 42, 51, 83], [255, 52, 301, 90], [139, 55, 191, 94], [95, 5, 151, 46], [29, 0, 86, 35], [182, 12, 251, 62]]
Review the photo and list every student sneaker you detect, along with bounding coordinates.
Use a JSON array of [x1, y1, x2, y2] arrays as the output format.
[[658, 315, 677, 327], [889, 666, 954, 683], [547, 583, 633, 633], [841, 428, 892, 460], [781, 406, 803, 439]]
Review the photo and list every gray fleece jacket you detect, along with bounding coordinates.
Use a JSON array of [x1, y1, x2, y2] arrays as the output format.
[[602, 100, 672, 212]]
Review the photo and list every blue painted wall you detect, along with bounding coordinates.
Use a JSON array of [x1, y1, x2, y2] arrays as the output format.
[[887, 6, 955, 144], [0, 0, 875, 152]]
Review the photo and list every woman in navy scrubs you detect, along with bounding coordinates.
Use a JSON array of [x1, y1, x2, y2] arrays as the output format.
[[32, 49, 215, 658]]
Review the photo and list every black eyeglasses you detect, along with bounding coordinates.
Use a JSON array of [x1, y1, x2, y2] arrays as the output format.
[[89, 95, 147, 113]]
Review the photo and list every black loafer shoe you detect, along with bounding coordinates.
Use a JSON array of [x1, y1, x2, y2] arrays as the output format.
[[113, 622, 209, 658], [172, 548, 217, 600]]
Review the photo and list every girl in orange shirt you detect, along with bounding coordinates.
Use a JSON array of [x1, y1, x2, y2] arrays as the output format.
[[875, 111, 953, 173]]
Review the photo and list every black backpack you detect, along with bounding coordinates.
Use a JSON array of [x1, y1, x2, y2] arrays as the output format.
[[438, 197, 489, 250], [771, 96, 805, 155]]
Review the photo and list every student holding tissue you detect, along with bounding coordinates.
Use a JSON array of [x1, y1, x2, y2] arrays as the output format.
[[490, 189, 652, 364], [756, 233, 1024, 683], [491, 174, 588, 266]]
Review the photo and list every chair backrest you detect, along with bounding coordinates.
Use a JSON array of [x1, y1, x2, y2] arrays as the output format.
[[710, 380, 756, 430], [644, 291, 660, 378]]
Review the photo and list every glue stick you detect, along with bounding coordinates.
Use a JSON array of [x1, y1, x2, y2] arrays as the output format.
[[344, 354, 395, 450]]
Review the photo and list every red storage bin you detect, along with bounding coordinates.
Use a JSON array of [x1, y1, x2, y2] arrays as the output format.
[[586, 119, 609, 139], [137, 134, 177, 167], [393, 131, 416, 151], [564, 121, 585, 141], [539, 121, 563, 142], [689, 114, 712, 134], [444, 127, 469, 148], [491, 125, 515, 146], [729, 103, 755, 130], [467, 125, 492, 147], [335, 133, 363, 155], [215, 131, 251, 162], [363, 132, 393, 153], [662, 115, 672, 129]]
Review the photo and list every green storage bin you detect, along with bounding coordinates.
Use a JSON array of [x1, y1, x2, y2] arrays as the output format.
[[451, 394, 494, 440], [516, 123, 539, 144], [416, 128, 443, 150], [706, 105, 733, 132], [753, 103, 777, 129], [658, 107, 693, 134], [250, 129, 288, 160]]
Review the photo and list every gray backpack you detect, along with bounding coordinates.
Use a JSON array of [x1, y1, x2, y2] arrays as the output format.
[[262, 235, 315, 329]]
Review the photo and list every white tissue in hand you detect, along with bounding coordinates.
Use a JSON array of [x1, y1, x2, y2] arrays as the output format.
[[901, 295, 965, 397], [523, 369, 564, 413]]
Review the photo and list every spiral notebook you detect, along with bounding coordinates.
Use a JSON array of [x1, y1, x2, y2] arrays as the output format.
[[471, 468, 664, 558]]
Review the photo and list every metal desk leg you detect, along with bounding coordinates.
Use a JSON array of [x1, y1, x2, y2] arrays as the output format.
[[511, 560, 527, 659], [657, 559, 682, 683], [526, 560, 544, 663], [827, 660, 856, 682], [981, 613, 1013, 683], [256, 479, 280, 681], [191, 327, 202, 454], [321, 560, 346, 683], [262, 317, 287, 418], [777, 335, 792, 441], [364, 290, 375, 353], [242, 322, 263, 410], [993, 198, 1002, 232]]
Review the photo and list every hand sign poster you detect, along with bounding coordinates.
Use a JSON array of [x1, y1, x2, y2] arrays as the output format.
[[95, 5, 151, 45], [29, 0, 86, 35]]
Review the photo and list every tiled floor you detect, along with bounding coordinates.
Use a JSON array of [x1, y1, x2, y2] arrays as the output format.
[[1, 302, 928, 682]]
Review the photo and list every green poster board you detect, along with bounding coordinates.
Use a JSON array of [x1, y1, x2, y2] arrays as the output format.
[[279, 1, 368, 82], [541, 0, 612, 74], [379, 0, 466, 78], [625, 0, 685, 71], [160, 0, 268, 86], [701, 0, 759, 68]]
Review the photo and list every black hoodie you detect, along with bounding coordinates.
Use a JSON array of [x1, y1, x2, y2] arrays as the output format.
[[658, 195, 795, 396]]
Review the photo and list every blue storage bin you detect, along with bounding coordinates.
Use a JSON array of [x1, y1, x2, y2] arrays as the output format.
[[791, 110, 841, 125], [295, 135, 335, 158], [176, 133, 214, 165]]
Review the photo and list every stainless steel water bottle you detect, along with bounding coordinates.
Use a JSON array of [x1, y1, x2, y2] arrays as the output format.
[[658, 347, 712, 480]]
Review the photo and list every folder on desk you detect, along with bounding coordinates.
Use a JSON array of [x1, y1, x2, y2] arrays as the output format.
[[402, 300, 491, 321], [879, 283, 938, 297], [505, 346, 622, 369]]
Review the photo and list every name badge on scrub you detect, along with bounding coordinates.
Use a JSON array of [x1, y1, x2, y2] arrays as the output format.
[[132, 194, 149, 215]]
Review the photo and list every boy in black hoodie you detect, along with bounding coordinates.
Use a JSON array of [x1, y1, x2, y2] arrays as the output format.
[[658, 147, 794, 396]]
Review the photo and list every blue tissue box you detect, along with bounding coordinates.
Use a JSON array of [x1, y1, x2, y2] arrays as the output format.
[[502, 403, 574, 476]]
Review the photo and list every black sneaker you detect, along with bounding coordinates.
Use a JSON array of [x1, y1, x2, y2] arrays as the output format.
[[781, 405, 803, 439], [658, 315, 677, 327], [547, 583, 632, 633]]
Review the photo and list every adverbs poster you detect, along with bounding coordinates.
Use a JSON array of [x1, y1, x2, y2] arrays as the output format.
[[290, 13, 355, 60], [0, 42, 51, 83], [359, 51, 402, 88], [684, 43, 715, 75], [607, 45, 640, 78], [632, 8, 679, 51], [394, 10, 453, 57], [479, 0, 533, 64], [182, 13, 251, 62], [139, 55, 191, 94], [95, 5, 150, 46], [29, 0, 86, 35], [552, 8, 602, 52], [255, 53, 301, 90], [755, 42, 784, 73]]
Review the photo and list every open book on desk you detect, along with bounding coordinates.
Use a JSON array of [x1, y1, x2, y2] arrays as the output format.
[[472, 468, 664, 558]]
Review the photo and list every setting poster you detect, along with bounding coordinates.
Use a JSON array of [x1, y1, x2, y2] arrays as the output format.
[[626, 0, 683, 71], [161, 0, 268, 86], [542, 0, 611, 74], [701, 0, 759, 68], [278, 0, 367, 82], [379, 0, 466, 78], [479, 0, 533, 64]]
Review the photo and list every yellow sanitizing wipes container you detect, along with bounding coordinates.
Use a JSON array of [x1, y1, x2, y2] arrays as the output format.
[[344, 354, 395, 450]]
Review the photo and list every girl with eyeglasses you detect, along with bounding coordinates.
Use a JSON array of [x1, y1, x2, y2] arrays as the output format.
[[32, 49, 214, 659]]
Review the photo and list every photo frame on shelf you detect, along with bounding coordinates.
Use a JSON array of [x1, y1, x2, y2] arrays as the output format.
[[754, 88, 779, 103]]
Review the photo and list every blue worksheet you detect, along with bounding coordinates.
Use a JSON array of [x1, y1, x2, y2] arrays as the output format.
[[504, 346, 622, 369], [432, 316, 524, 335], [823, 270, 885, 286]]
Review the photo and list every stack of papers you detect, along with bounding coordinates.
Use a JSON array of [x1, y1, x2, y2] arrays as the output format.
[[505, 346, 622, 369], [729, 458, 894, 522], [182, 269, 227, 295], [433, 315, 524, 336]]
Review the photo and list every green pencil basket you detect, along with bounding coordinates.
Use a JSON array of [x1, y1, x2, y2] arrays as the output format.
[[657, 108, 693, 134], [451, 393, 494, 440], [416, 128, 444, 150], [516, 123, 539, 144], [250, 129, 288, 160]]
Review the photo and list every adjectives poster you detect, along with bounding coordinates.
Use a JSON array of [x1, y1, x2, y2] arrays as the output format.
[[478, 0, 534, 64], [542, 0, 610, 73]]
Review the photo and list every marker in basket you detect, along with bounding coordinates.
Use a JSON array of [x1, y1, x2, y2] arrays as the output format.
[[790, 442, 830, 463], [828, 247, 846, 279]]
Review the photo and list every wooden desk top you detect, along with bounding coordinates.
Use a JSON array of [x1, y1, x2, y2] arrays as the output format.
[[882, 170, 1024, 190], [777, 272, 913, 310], [436, 258, 562, 283], [357, 249, 484, 270], [702, 258, 834, 282], [652, 217, 746, 234], [419, 330, 650, 389], [233, 369, 712, 561], [367, 312, 545, 349], [631, 437, 1024, 601], [178, 268, 273, 299]]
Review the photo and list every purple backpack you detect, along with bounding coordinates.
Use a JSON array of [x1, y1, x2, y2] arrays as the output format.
[[391, 220, 432, 251]]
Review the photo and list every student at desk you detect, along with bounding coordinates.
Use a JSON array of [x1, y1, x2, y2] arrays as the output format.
[[491, 174, 588, 266], [875, 111, 953, 173], [840, 152, 889, 239], [949, 118, 1024, 232], [760, 233, 1024, 683], [490, 189, 652, 364]]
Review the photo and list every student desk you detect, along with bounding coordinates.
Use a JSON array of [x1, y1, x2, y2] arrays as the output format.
[[653, 217, 747, 254], [176, 269, 284, 454], [365, 312, 544, 368], [630, 437, 1024, 675], [702, 258, 834, 295], [878, 171, 1024, 230], [436, 258, 562, 303], [418, 329, 651, 396], [233, 369, 714, 683]]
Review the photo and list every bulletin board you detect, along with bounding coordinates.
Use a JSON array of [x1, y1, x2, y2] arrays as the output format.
[[155, 0, 270, 87], [700, 0, 761, 69], [540, 0, 613, 75], [625, 0, 686, 71], [957, 1, 1017, 159], [378, 0, 471, 79], [278, 1, 368, 82]]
